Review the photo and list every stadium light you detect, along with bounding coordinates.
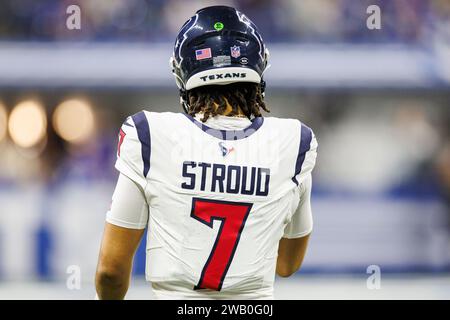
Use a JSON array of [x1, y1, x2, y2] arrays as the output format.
[[8, 100, 47, 148], [52, 99, 95, 144], [0, 102, 7, 142]]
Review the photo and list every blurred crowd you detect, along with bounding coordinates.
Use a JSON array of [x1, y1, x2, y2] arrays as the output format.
[[0, 0, 449, 201], [0, 0, 449, 44]]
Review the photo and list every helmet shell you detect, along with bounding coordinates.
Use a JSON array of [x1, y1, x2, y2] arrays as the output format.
[[171, 6, 268, 91]]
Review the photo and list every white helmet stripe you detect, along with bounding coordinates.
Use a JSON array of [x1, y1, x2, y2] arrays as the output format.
[[236, 9, 264, 61], [177, 13, 199, 65]]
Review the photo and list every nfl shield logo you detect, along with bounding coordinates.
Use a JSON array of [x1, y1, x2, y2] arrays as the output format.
[[230, 46, 241, 58]]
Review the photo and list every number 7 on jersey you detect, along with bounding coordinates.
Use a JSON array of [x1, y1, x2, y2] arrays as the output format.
[[190, 198, 253, 291]]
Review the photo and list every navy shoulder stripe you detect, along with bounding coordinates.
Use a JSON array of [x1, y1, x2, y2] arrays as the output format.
[[292, 123, 312, 186], [131, 111, 151, 177]]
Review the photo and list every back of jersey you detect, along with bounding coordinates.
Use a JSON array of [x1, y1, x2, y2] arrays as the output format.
[[115, 111, 317, 299]]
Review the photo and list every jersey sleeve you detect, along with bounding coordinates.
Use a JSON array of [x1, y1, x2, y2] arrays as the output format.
[[106, 173, 149, 229], [283, 173, 313, 238], [115, 112, 150, 190], [284, 121, 318, 239], [292, 122, 318, 186]]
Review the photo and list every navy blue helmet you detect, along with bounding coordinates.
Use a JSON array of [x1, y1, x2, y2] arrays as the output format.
[[170, 5, 270, 112]]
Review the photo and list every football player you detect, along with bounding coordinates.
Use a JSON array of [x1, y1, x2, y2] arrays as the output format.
[[95, 5, 318, 300]]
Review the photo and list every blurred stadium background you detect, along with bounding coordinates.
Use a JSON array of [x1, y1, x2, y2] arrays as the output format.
[[0, 0, 449, 299]]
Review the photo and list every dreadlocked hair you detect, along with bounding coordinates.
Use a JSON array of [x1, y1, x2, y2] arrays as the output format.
[[186, 83, 269, 122]]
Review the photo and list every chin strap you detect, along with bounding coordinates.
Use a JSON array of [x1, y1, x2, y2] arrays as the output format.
[[179, 89, 190, 114], [260, 79, 266, 97], [170, 55, 191, 113], [260, 48, 270, 97]]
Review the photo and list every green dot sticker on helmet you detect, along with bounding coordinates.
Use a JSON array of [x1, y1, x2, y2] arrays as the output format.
[[214, 22, 224, 31]]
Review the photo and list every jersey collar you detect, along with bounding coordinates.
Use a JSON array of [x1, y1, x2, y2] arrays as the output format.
[[183, 113, 264, 140]]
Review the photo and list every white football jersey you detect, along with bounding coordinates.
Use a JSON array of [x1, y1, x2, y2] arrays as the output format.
[[109, 111, 318, 299]]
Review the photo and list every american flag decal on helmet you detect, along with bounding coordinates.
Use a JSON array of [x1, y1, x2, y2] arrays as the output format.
[[196, 48, 212, 60]]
